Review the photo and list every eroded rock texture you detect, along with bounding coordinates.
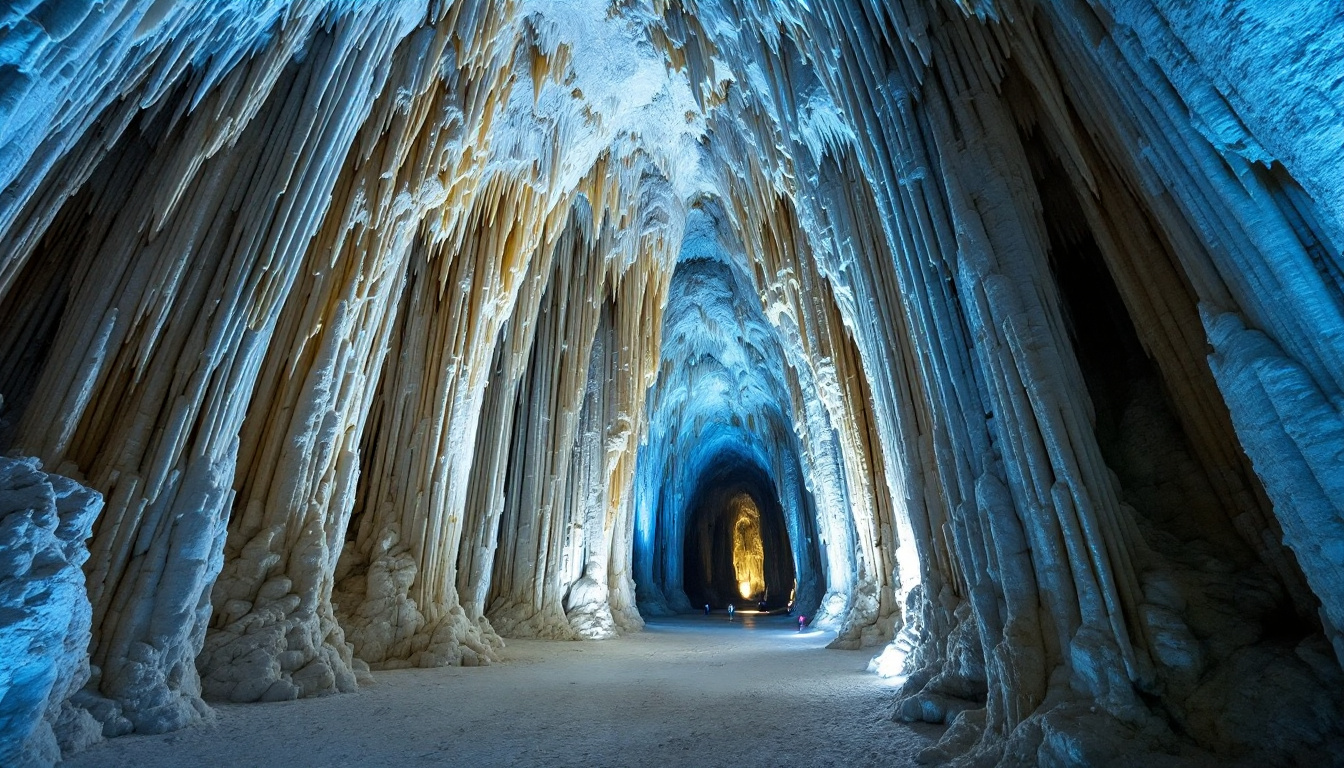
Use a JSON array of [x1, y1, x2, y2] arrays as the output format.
[[1, 0, 1343, 765], [0, 458, 102, 767]]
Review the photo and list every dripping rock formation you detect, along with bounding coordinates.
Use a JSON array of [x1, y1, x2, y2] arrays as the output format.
[[1, 0, 1343, 765]]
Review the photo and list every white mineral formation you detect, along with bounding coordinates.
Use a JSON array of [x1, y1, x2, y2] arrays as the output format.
[[1, 0, 1343, 765], [0, 458, 102, 767]]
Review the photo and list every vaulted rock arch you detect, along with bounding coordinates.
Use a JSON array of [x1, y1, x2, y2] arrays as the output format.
[[2, 1, 1343, 766]]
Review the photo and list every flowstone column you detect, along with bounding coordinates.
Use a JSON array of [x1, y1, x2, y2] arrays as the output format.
[[582, 251, 678, 636], [199, 26, 470, 702], [487, 179, 680, 640], [456, 316, 538, 622], [560, 300, 621, 638], [8, 8, 419, 732], [487, 215, 611, 640], [333, 184, 567, 667]]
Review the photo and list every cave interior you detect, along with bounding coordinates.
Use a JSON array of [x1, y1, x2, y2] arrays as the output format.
[[2, 0, 1344, 766]]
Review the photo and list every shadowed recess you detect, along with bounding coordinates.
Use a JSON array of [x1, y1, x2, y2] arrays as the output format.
[[682, 446, 796, 609]]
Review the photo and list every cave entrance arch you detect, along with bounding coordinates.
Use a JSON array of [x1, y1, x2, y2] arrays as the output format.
[[682, 452, 796, 610]]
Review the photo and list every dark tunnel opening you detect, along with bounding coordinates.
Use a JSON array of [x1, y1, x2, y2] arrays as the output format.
[[1021, 119, 1319, 640], [1029, 132, 1237, 552], [682, 451, 796, 611]]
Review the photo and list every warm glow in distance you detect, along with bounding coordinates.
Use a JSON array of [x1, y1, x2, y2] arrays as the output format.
[[730, 494, 765, 600]]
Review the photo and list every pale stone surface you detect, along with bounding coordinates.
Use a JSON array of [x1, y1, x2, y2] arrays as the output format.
[[62, 617, 940, 768], [0, 457, 102, 767]]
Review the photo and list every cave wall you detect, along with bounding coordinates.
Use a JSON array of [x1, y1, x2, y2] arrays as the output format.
[[0, 458, 102, 767], [1, 0, 1343, 765]]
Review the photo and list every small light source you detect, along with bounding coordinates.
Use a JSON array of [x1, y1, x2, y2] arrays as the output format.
[[739, 580, 752, 598]]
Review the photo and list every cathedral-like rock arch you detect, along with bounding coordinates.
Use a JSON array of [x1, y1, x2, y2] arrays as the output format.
[[1, 1, 1343, 765]]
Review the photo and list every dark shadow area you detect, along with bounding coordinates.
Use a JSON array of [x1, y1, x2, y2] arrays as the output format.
[[0, 85, 181, 451], [682, 448, 795, 610], [1022, 120, 1319, 642], [1024, 126, 1251, 557]]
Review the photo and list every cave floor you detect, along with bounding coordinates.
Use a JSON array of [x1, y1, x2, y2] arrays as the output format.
[[64, 614, 941, 767]]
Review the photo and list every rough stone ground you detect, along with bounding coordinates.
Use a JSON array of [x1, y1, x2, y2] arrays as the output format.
[[64, 614, 941, 767]]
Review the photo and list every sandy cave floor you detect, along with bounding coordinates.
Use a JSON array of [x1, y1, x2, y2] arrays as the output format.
[[64, 614, 943, 767]]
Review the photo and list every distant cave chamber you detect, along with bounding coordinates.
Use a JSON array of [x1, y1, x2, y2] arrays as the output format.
[[681, 454, 799, 609]]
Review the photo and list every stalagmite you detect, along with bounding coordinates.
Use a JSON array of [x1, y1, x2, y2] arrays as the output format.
[[2, 0, 1344, 766], [0, 458, 102, 767]]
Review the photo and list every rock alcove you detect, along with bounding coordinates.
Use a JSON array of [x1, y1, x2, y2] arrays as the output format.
[[2, 1, 1344, 766], [683, 478, 796, 610]]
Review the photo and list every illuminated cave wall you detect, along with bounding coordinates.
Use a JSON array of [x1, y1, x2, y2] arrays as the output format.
[[2, 0, 1344, 765]]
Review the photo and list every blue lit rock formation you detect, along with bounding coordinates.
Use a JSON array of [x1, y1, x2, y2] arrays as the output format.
[[0, 458, 102, 767], [632, 207, 829, 625], [1, 0, 1343, 765]]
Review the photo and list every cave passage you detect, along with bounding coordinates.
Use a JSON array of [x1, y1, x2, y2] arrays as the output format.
[[682, 452, 796, 609], [631, 211, 827, 620], [7, 2, 1344, 767]]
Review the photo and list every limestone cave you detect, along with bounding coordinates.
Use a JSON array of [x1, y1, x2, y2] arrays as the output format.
[[1, 1, 1343, 765]]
